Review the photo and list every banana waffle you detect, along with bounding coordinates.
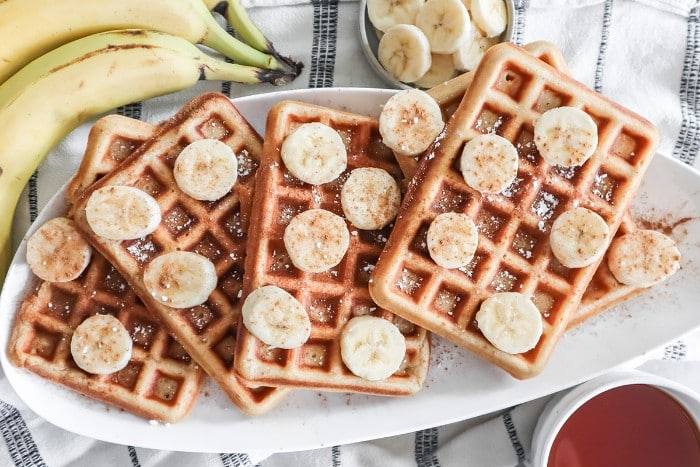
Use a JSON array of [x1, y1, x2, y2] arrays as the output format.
[[369, 42, 660, 379], [235, 100, 430, 395], [423, 43, 647, 331], [72, 93, 290, 415], [8, 116, 202, 423]]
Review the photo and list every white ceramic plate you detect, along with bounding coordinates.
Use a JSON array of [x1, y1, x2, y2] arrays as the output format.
[[2, 88, 700, 454]]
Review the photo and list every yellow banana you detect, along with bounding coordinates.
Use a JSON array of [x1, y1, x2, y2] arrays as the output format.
[[205, 0, 303, 73], [0, 0, 301, 84], [0, 29, 292, 283]]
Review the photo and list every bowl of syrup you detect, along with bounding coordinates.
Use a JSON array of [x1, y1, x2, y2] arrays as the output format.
[[531, 369, 700, 467]]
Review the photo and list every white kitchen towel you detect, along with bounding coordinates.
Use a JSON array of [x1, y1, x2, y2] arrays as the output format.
[[3, 0, 700, 466]]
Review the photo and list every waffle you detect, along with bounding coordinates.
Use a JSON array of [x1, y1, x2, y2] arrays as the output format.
[[235, 100, 430, 395], [7, 116, 203, 423], [396, 41, 572, 180], [423, 43, 647, 330], [72, 93, 290, 415], [66, 114, 156, 203], [369, 42, 660, 379]]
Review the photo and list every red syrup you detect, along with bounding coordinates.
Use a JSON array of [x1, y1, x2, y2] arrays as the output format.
[[548, 384, 700, 467]]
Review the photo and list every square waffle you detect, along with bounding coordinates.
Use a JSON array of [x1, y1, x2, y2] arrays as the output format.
[[369, 43, 660, 379], [72, 93, 290, 415], [423, 43, 647, 331], [8, 116, 203, 423], [235, 100, 430, 395]]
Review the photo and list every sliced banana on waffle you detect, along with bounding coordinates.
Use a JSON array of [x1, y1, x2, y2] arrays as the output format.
[[475, 292, 543, 355], [173, 139, 238, 201], [534, 107, 598, 167], [378, 24, 432, 83], [379, 88, 444, 157], [70, 314, 132, 375], [242, 285, 311, 349], [281, 122, 347, 185], [284, 209, 350, 273], [415, 0, 471, 54], [367, 0, 424, 33], [550, 206, 609, 268], [143, 251, 218, 308], [607, 229, 681, 288], [470, 0, 508, 38], [427, 212, 479, 268], [85, 185, 161, 241], [340, 315, 407, 381], [26, 217, 92, 282], [341, 167, 401, 230], [414, 53, 458, 89], [460, 133, 518, 194]]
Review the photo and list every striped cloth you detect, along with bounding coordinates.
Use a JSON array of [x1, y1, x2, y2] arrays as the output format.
[[4, 0, 700, 465]]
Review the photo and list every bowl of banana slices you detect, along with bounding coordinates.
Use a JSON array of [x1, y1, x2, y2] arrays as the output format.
[[360, 0, 514, 89]]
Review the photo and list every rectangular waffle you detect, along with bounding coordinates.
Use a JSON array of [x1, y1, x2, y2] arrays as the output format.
[[8, 116, 203, 423], [235, 100, 430, 395], [72, 93, 290, 415], [369, 43, 660, 379], [423, 43, 647, 331]]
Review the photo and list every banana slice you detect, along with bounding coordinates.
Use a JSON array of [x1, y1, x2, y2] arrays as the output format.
[[427, 212, 479, 268], [475, 292, 543, 355], [378, 24, 432, 83], [280, 122, 347, 185], [85, 185, 161, 241], [413, 53, 458, 88], [379, 88, 444, 158], [173, 138, 238, 201], [340, 315, 407, 381], [415, 0, 471, 54], [143, 251, 218, 308], [452, 27, 499, 71], [70, 314, 132, 375], [26, 217, 92, 282], [341, 167, 401, 230], [367, 0, 424, 33], [284, 209, 350, 273], [607, 229, 681, 288], [470, 0, 508, 38], [534, 107, 598, 167], [550, 206, 609, 268], [460, 133, 518, 194], [242, 285, 311, 349]]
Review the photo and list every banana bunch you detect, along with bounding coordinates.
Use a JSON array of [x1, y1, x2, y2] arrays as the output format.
[[0, 0, 304, 283]]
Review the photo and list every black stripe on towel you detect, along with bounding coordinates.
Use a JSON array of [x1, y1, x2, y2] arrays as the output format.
[[673, 4, 700, 166], [127, 445, 141, 467], [308, 0, 338, 88], [414, 427, 440, 467], [594, 0, 614, 94], [220, 452, 255, 467], [0, 400, 46, 467], [331, 444, 341, 466], [116, 102, 143, 121], [511, 0, 529, 47], [28, 171, 39, 223], [663, 341, 687, 361], [502, 410, 526, 463]]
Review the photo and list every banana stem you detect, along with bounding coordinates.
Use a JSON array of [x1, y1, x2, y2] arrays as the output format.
[[204, 0, 303, 75], [203, 25, 290, 72], [200, 55, 295, 85]]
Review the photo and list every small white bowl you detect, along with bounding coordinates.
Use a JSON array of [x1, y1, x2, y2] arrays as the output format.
[[531, 369, 700, 467], [359, 0, 515, 89]]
